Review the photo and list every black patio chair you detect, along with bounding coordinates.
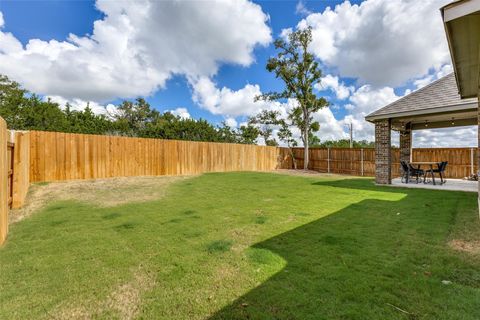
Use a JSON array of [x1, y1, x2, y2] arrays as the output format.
[[400, 160, 425, 184], [408, 163, 425, 184], [400, 161, 410, 183], [425, 161, 448, 185]]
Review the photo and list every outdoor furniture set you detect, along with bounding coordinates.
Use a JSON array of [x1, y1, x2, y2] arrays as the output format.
[[400, 161, 448, 185]]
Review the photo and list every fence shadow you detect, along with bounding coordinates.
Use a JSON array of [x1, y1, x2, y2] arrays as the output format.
[[208, 181, 475, 319], [310, 178, 409, 193], [312, 177, 381, 191]]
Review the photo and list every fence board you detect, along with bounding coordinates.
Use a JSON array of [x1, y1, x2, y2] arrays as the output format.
[[411, 148, 477, 179], [29, 131, 287, 182], [11, 131, 30, 209], [292, 147, 476, 179], [0, 118, 8, 245], [24, 131, 480, 183]]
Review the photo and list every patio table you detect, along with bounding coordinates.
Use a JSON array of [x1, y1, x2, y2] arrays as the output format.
[[411, 162, 441, 185]]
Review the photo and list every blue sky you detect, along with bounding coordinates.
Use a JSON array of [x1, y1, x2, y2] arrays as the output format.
[[0, 0, 475, 146], [1, 0, 353, 122]]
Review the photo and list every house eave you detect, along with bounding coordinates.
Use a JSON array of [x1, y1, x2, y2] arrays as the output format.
[[441, 0, 480, 98], [365, 102, 478, 123]]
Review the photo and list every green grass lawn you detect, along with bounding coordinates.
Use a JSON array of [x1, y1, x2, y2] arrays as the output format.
[[1, 172, 479, 319]]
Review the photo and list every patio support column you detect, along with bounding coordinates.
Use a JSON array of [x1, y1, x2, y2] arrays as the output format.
[[375, 119, 391, 184], [399, 122, 412, 163]]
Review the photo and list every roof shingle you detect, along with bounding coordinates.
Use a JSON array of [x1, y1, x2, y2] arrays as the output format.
[[365, 73, 477, 120]]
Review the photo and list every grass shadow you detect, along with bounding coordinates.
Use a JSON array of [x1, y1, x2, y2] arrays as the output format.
[[209, 180, 480, 320]]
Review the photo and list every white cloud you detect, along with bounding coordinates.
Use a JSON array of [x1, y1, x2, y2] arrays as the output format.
[[191, 77, 265, 117], [191, 75, 401, 144], [298, 0, 451, 87], [47, 95, 116, 115], [295, 1, 312, 16], [286, 0, 471, 146], [348, 85, 399, 117], [168, 107, 191, 120], [413, 127, 477, 148], [413, 64, 453, 89], [314, 107, 347, 141], [280, 28, 293, 41], [435, 64, 453, 79], [337, 79, 477, 146], [0, 0, 271, 102], [191, 76, 293, 118], [4, 0, 471, 148], [335, 84, 400, 141], [225, 117, 238, 128], [316, 74, 353, 100]]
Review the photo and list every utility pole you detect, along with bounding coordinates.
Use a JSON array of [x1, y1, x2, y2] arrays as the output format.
[[348, 123, 353, 148]]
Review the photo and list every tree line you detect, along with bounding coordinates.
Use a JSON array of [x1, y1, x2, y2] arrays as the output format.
[[0, 75, 259, 144]]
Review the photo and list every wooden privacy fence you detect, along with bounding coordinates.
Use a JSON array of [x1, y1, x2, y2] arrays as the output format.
[[0, 118, 7, 245], [2, 128, 480, 246], [7, 142, 13, 208], [11, 131, 30, 209], [293, 147, 478, 179], [29, 131, 291, 182], [411, 148, 477, 179], [26, 132, 480, 182]]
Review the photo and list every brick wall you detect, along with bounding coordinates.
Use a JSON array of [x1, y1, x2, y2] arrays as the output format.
[[399, 123, 412, 163], [375, 119, 391, 184]]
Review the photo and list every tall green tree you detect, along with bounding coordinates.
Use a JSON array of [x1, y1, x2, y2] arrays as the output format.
[[217, 122, 238, 143], [0, 74, 257, 145], [0, 75, 70, 131], [142, 112, 227, 142], [276, 118, 298, 169], [65, 103, 113, 134], [249, 110, 299, 168], [256, 27, 328, 169], [248, 110, 279, 146], [0, 75, 28, 129], [238, 124, 259, 144], [316, 139, 375, 148], [21, 96, 69, 131], [112, 98, 159, 135]]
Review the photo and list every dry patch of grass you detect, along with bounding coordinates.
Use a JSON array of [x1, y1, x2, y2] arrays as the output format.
[[10, 175, 192, 223], [105, 268, 156, 319], [54, 267, 156, 320], [53, 305, 91, 320], [449, 239, 480, 254]]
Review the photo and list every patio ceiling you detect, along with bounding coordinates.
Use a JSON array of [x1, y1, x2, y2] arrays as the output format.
[[392, 109, 477, 131], [441, 0, 480, 99]]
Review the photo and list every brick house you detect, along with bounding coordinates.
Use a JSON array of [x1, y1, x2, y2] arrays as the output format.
[[365, 73, 477, 184], [366, 0, 480, 195]]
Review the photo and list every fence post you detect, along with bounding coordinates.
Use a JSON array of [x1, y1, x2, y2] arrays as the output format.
[[471, 148, 474, 176], [327, 148, 330, 173], [361, 148, 364, 176]]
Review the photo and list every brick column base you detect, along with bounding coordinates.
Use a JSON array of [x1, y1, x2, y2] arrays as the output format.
[[375, 119, 391, 184]]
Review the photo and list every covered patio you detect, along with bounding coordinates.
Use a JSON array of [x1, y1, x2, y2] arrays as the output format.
[[365, 73, 477, 185], [390, 177, 477, 192], [366, 0, 480, 200]]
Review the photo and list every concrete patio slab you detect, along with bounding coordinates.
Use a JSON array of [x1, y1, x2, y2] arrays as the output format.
[[390, 178, 477, 192]]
